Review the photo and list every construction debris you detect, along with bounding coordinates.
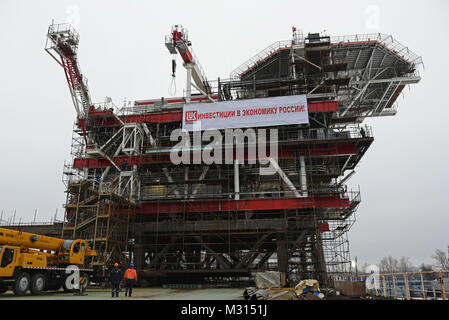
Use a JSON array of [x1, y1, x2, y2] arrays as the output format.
[[252, 271, 285, 288], [295, 279, 324, 298], [243, 279, 325, 300], [243, 287, 269, 300]]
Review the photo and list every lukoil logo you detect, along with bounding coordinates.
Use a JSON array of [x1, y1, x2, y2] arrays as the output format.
[[185, 110, 198, 123]]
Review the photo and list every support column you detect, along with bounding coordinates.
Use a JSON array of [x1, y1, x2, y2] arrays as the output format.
[[185, 63, 192, 104], [234, 160, 240, 200], [277, 234, 289, 278], [269, 157, 300, 198]]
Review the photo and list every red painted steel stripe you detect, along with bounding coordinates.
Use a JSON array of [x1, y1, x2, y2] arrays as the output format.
[[89, 110, 114, 116], [135, 96, 218, 106], [309, 101, 338, 112], [90, 101, 338, 127], [166, 99, 184, 103], [134, 196, 350, 214], [135, 101, 155, 106], [73, 144, 357, 169], [66, 197, 350, 216]]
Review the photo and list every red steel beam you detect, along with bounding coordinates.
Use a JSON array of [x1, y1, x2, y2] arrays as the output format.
[[135, 196, 350, 214], [89, 101, 338, 127], [65, 196, 350, 216], [73, 144, 358, 169]]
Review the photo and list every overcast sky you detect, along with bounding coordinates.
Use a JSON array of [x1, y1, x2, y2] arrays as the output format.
[[0, 0, 448, 267]]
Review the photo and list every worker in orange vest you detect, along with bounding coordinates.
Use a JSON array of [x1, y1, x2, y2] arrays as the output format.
[[124, 264, 138, 297]]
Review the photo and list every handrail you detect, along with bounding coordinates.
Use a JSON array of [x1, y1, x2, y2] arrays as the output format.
[[0, 221, 63, 227], [230, 33, 423, 80], [230, 40, 292, 79], [331, 33, 423, 66], [331, 270, 449, 300]]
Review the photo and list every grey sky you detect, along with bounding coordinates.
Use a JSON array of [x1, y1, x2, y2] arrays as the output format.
[[0, 0, 448, 267]]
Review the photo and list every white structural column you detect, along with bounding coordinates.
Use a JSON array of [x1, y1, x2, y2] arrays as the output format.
[[234, 160, 240, 200], [142, 123, 156, 147], [192, 166, 210, 197], [268, 157, 301, 198], [163, 167, 180, 197], [184, 167, 189, 197], [133, 165, 140, 201], [185, 63, 193, 104], [299, 156, 308, 197]]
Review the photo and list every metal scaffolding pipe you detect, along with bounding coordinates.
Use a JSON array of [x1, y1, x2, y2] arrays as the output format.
[[300, 156, 308, 197]]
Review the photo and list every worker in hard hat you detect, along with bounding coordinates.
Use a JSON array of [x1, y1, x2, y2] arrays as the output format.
[[109, 263, 123, 298], [124, 264, 138, 297]]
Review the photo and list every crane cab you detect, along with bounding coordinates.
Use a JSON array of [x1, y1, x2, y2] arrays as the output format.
[[58, 239, 89, 265], [0, 246, 18, 278]]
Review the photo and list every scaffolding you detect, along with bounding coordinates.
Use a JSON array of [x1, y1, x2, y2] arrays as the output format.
[[62, 180, 135, 275]]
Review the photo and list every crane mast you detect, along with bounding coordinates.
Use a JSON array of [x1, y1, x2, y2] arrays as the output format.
[[45, 23, 92, 142], [165, 25, 212, 102]]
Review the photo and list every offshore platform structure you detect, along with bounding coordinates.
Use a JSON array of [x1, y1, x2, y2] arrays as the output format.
[[46, 23, 422, 285]]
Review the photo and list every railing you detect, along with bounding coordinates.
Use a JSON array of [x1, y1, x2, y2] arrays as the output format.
[[47, 23, 80, 41], [46, 23, 80, 55], [140, 186, 360, 203], [147, 125, 373, 153], [189, 46, 209, 86], [332, 271, 449, 300], [91, 99, 120, 114], [230, 33, 422, 80], [331, 33, 423, 67], [278, 125, 373, 143], [0, 220, 62, 227], [230, 40, 292, 79]]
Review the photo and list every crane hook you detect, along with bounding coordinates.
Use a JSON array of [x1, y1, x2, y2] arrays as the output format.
[[169, 56, 177, 96], [172, 57, 177, 78]]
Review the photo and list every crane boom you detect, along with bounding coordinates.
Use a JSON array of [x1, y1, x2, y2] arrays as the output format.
[[0, 227, 96, 257], [0, 227, 63, 251], [45, 23, 92, 119], [165, 25, 212, 98], [45, 23, 92, 145]]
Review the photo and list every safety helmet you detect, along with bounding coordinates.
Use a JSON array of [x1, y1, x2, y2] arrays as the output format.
[[130, 264, 135, 268], [114, 263, 119, 267]]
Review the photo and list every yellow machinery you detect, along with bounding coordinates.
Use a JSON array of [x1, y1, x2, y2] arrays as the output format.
[[0, 227, 97, 296]]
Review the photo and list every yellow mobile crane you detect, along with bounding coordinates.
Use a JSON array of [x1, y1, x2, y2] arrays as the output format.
[[0, 227, 97, 295]]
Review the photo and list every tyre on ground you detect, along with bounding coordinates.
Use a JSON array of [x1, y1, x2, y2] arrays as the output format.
[[30, 273, 47, 295], [13, 272, 31, 296]]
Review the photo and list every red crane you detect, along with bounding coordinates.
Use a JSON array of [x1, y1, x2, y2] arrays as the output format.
[[45, 23, 92, 144], [165, 25, 212, 101]]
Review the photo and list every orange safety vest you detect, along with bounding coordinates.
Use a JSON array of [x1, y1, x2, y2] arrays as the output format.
[[124, 268, 137, 280]]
